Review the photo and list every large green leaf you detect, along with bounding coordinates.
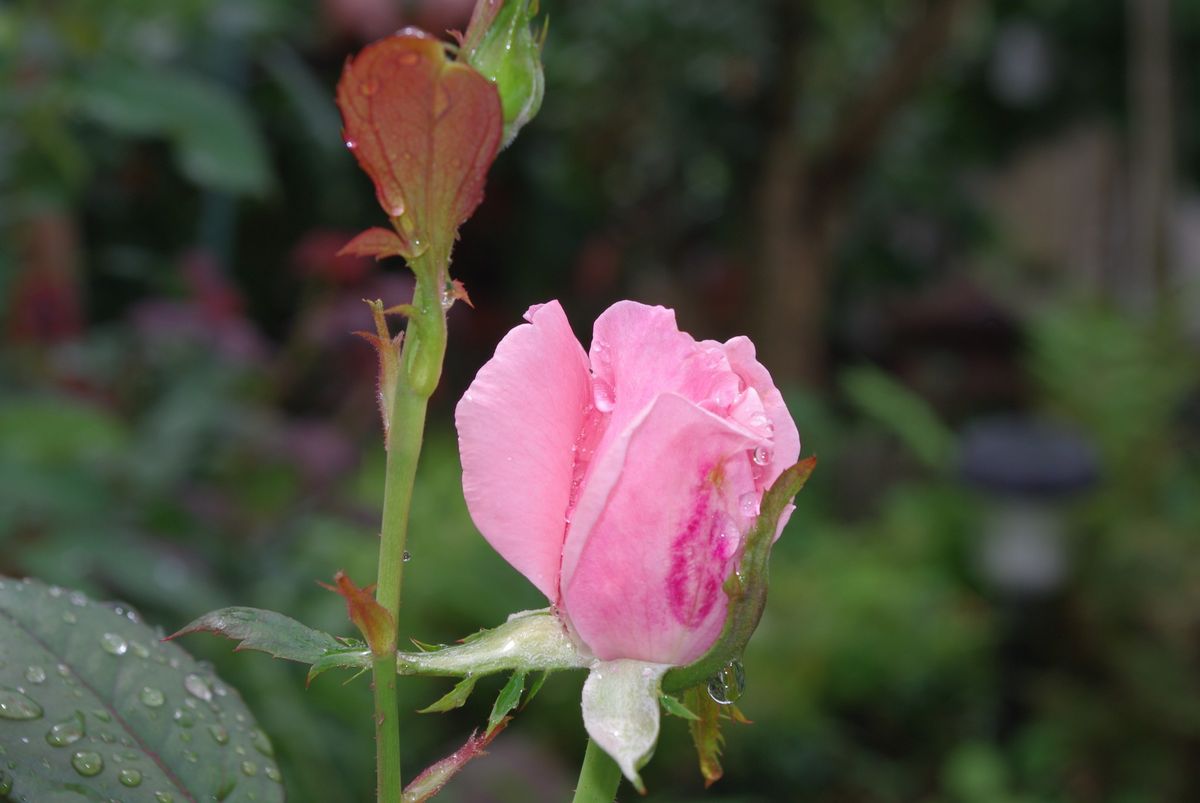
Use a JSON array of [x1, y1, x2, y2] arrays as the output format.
[[74, 66, 272, 196], [0, 577, 284, 802]]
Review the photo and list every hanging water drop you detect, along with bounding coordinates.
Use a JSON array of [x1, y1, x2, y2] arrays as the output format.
[[0, 687, 43, 720], [45, 713, 85, 747], [100, 633, 128, 656], [183, 674, 213, 703], [70, 750, 104, 777], [752, 445, 771, 466], [139, 687, 165, 708], [706, 659, 746, 705]]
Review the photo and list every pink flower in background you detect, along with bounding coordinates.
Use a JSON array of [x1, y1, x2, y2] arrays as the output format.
[[456, 301, 800, 665]]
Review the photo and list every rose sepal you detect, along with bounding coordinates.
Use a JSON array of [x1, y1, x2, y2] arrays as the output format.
[[660, 455, 817, 694]]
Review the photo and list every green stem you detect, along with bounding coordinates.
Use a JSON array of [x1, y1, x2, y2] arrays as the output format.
[[571, 738, 622, 803], [372, 248, 450, 803]]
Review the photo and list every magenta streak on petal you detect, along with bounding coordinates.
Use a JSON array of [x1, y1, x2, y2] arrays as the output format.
[[665, 463, 732, 629]]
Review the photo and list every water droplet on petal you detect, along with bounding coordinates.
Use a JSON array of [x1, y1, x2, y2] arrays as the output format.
[[70, 750, 104, 776], [100, 633, 128, 656], [360, 79, 378, 96], [139, 687, 165, 708], [399, 51, 420, 66], [208, 724, 229, 745], [752, 445, 771, 466], [119, 768, 143, 787], [706, 659, 746, 705], [0, 687, 43, 720], [739, 492, 761, 518], [241, 760, 258, 777], [592, 380, 615, 412], [184, 674, 212, 703], [344, 138, 357, 150], [24, 665, 45, 684], [45, 713, 85, 746]]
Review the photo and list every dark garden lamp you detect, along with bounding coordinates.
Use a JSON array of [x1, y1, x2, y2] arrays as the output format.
[[959, 417, 1099, 597]]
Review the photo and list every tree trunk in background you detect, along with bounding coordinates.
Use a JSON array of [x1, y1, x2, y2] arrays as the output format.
[[753, 0, 968, 388], [1127, 0, 1173, 309]]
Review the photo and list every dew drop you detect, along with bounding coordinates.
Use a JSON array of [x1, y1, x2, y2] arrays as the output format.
[[69, 591, 87, 607], [706, 659, 746, 705], [100, 633, 128, 656], [119, 768, 143, 787], [45, 713, 85, 746], [57, 663, 71, 677], [183, 750, 198, 764], [399, 51, 420, 66], [183, 674, 212, 703], [360, 79, 378, 96], [93, 709, 111, 723], [24, 665, 46, 684], [402, 550, 412, 563], [739, 492, 760, 518], [241, 760, 258, 777], [208, 724, 229, 745], [344, 138, 357, 150], [250, 729, 274, 757], [592, 380, 615, 412], [129, 641, 150, 659], [0, 687, 43, 720], [173, 709, 194, 728], [155, 792, 175, 803], [389, 204, 405, 218], [752, 445, 771, 466], [62, 611, 77, 624], [70, 750, 104, 777], [139, 687, 165, 708], [265, 764, 282, 782], [0, 769, 11, 795], [99, 731, 116, 743]]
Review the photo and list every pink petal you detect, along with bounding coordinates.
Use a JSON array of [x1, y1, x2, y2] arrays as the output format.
[[722, 336, 801, 490], [561, 393, 760, 664], [455, 301, 590, 600]]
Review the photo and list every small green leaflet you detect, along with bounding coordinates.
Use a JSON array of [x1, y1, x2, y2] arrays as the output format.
[[660, 693, 701, 721], [487, 671, 526, 735], [417, 675, 479, 714]]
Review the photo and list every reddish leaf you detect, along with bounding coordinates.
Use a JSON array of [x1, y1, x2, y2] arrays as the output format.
[[337, 227, 409, 260], [337, 33, 503, 257], [319, 571, 395, 657]]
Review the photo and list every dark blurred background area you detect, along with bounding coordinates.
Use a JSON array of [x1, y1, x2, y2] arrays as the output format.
[[3, 0, 1200, 801]]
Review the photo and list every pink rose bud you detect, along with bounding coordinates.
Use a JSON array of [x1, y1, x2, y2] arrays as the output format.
[[455, 301, 801, 665]]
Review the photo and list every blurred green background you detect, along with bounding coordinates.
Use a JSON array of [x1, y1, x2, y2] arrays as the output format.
[[3, 0, 1200, 801]]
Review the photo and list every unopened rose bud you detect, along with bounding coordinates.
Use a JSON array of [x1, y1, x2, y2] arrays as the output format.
[[461, 0, 545, 147]]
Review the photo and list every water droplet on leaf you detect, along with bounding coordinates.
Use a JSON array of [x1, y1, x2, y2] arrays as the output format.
[[155, 792, 174, 803], [402, 550, 412, 562], [119, 767, 143, 787], [250, 729, 274, 757], [62, 611, 77, 624], [100, 633, 128, 656], [184, 674, 212, 703], [208, 724, 229, 745], [0, 687, 43, 720], [24, 665, 45, 684], [265, 764, 282, 782], [173, 709, 194, 727], [241, 760, 258, 777], [45, 713, 85, 746], [70, 750, 104, 777], [139, 687, 165, 708], [706, 659, 746, 705], [0, 770, 11, 794]]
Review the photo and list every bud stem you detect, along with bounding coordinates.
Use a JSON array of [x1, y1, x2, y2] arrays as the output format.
[[372, 246, 450, 803], [571, 737, 622, 803]]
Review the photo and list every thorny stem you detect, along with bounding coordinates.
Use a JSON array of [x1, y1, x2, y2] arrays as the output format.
[[372, 246, 450, 803]]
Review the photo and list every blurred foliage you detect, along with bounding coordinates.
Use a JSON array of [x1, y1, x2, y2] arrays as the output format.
[[3, 0, 1200, 802]]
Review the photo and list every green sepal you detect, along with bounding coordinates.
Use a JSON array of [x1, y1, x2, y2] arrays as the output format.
[[487, 670, 527, 735], [417, 675, 479, 714], [461, 0, 545, 146], [660, 693, 701, 721], [662, 457, 818, 693], [523, 670, 550, 709]]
